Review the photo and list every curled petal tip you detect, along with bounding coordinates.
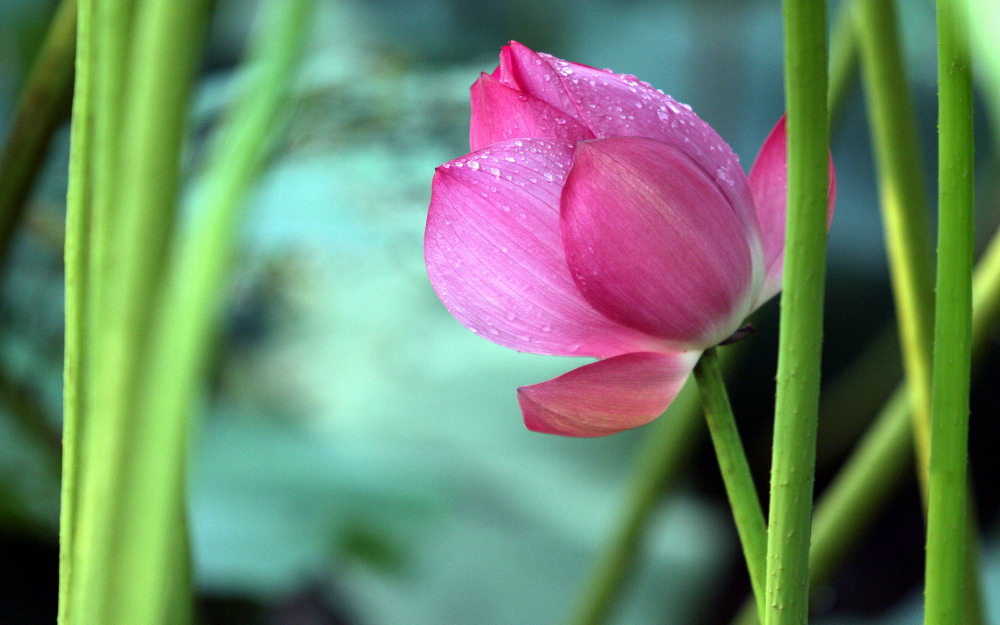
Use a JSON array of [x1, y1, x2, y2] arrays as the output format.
[[517, 352, 698, 437]]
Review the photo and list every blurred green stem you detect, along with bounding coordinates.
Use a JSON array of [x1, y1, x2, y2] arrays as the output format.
[[566, 381, 707, 625], [925, 0, 974, 622], [0, 0, 76, 264], [125, 0, 316, 621], [766, 1, 828, 623], [60, 0, 315, 623], [853, 0, 935, 499], [827, 0, 857, 123], [693, 347, 766, 625]]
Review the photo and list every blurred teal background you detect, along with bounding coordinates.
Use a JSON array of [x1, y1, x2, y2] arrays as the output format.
[[1, 0, 999, 623]]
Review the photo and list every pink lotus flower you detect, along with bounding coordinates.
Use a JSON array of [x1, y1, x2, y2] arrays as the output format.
[[425, 42, 835, 437]]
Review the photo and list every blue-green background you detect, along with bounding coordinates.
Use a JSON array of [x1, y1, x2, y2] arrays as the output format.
[[1, 0, 999, 623]]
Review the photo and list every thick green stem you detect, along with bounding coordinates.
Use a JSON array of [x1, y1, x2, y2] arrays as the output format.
[[693, 347, 767, 624], [925, 0, 974, 623], [58, 0, 93, 620], [63, 0, 209, 623], [60, 0, 314, 622], [766, 2, 828, 624], [732, 219, 1000, 625], [124, 1, 316, 621]]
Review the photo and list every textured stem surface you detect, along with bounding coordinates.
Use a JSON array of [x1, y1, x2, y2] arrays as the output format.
[[925, 0, 974, 623], [766, 2, 829, 624]]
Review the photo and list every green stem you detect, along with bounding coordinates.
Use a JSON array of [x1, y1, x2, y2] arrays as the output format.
[[58, 0, 93, 619], [693, 347, 767, 625], [854, 3, 984, 621], [852, 0, 936, 496], [0, 0, 76, 264], [732, 216, 1000, 625], [65, 0, 209, 622], [925, 0, 974, 622], [567, 382, 705, 625], [565, 3, 858, 620], [827, 0, 857, 123], [124, 1, 316, 622], [766, 2, 828, 624]]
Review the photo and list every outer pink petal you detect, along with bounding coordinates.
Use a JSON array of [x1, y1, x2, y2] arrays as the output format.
[[518, 351, 700, 437], [469, 73, 594, 152], [561, 137, 757, 349], [425, 139, 663, 358], [748, 116, 837, 306], [497, 42, 761, 263]]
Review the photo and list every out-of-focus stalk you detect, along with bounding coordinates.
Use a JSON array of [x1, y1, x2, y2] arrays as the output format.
[[0, 0, 76, 263], [852, 0, 936, 493]]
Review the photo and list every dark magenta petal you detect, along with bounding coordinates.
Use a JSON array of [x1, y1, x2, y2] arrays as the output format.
[[426, 138, 664, 358], [561, 137, 758, 349], [519, 351, 699, 437], [469, 73, 594, 152], [748, 116, 837, 305]]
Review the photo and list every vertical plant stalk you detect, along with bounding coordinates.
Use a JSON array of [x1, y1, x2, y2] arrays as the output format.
[[827, 0, 857, 123], [925, 0, 974, 622], [693, 347, 767, 625], [564, 2, 860, 620], [63, 0, 209, 623], [852, 2, 984, 621], [852, 0, 936, 492], [766, 2, 828, 624], [0, 0, 77, 263], [732, 219, 1000, 625], [59, 0, 93, 620], [124, 0, 316, 622]]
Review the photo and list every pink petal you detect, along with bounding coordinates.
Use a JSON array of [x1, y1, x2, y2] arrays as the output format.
[[469, 73, 594, 152], [493, 42, 581, 119], [748, 116, 837, 305], [497, 42, 761, 255], [519, 351, 699, 437], [561, 137, 758, 349], [425, 138, 663, 358]]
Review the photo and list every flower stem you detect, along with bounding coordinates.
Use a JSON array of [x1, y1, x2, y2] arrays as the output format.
[[766, 2, 829, 624], [925, 0, 975, 622], [693, 347, 767, 625], [731, 215, 1000, 625]]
